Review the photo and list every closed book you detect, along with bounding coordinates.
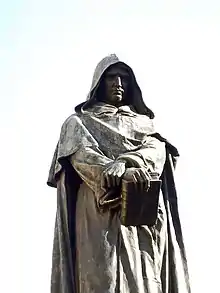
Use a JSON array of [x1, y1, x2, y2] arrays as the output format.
[[120, 176, 161, 227]]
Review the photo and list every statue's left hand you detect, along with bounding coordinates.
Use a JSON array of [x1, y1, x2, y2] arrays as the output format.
[[101, 160, 126, 189], [123, 167, 151, 191]]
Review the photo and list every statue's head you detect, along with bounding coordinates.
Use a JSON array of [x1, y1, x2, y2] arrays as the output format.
[[95, 63, 131, 107], [75, 54, 155, 119]]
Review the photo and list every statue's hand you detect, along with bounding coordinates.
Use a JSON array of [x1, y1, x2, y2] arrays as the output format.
[[123, 167, 151, 191], [101, 160, 126, 189]]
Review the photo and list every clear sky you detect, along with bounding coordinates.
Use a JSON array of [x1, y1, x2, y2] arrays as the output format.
[[1, 1, 220, 292]]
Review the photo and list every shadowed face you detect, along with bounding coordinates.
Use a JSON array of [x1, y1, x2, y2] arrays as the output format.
[[101, 64, 130, 106]]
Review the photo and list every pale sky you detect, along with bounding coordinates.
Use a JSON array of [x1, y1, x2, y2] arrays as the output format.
[[1, 1, 220, 292]]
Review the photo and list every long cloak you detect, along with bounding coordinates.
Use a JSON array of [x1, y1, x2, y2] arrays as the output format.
[[47, 54, 191, 293]]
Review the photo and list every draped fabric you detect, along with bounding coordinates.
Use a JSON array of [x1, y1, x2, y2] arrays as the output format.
[[47, 54, 191, 293]]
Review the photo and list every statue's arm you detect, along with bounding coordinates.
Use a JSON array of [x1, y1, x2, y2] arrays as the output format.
[[69, 145, 113, 192], [117, 136, 166, 176]]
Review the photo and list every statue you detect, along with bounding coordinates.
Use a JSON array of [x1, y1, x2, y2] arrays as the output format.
[[47, 54, 191, 293]]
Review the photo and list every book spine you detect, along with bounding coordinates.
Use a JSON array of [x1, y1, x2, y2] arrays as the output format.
[[120, 181, 130, 225]]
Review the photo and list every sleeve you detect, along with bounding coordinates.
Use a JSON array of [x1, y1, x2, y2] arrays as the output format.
[[117, 136, 166, 176], [69, 145, 114, 193]]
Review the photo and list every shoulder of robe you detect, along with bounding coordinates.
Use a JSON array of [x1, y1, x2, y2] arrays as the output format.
[[60, 113, 82, 131]]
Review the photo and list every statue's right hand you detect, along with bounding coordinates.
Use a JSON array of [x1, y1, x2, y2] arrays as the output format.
[[101, 160, 126, 189]]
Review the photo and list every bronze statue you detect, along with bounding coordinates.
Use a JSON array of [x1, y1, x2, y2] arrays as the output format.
[[47, 54, 191, 293]]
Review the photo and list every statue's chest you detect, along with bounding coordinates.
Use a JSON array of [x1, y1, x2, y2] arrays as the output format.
[[82, 114, 152, 159]]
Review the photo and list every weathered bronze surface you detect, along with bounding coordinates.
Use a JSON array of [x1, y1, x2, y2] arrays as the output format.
[[47, 54, 191, 293]]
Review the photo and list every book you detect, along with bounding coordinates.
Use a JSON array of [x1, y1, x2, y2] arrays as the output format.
[[120, 175, 161, 227]]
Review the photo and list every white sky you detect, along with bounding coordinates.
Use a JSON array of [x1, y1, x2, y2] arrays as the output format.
[[1, 0, 220, 292]]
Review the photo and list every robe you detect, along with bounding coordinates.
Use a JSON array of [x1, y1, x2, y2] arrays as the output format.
[[47, 102, 191, 293]]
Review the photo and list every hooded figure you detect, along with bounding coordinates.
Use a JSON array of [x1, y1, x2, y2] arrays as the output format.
[[47, 54, 191, 293]]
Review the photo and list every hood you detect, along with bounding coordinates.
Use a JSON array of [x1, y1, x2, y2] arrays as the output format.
[[75, 54, 154, 119]]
